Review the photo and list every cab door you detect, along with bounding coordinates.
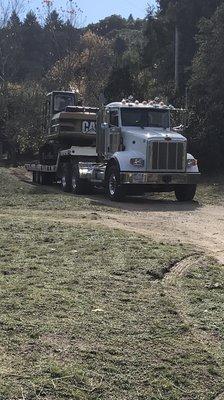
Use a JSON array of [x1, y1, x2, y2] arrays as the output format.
[[108, 109, 121, 155]]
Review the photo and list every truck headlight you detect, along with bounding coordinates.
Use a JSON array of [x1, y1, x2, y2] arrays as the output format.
[[130, 158, 145, 167], [187, 158, 197, 167]]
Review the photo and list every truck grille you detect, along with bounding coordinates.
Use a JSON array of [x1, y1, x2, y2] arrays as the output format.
[[151, 141, 186, 171]]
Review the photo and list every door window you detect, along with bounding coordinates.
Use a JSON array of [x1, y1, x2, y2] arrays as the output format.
[[109, 110, 119, 127]]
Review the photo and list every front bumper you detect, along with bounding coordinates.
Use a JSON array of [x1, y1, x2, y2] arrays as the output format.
[[120, 172, 201, 185]]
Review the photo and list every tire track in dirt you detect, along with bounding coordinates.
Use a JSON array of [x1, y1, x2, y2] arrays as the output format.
[[163, 255, 224, 370]]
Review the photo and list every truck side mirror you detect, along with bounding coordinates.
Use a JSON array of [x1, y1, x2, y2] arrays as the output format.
[[172, 124, 185, 133]]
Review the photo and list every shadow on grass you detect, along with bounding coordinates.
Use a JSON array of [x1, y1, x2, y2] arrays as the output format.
[[18, 176, 202, 212], [88, 194, 201, 213], [21, 180, 64, 195]]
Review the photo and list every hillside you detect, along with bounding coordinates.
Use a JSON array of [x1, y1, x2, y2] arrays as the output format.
[[0, 1, 224, 171]]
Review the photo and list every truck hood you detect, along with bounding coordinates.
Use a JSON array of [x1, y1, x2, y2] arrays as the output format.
[[121, 127, 186, 142]]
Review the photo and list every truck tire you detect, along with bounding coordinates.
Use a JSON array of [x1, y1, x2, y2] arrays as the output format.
[[106, 166, 125, 201], [39, 172, 52, 185], [61, 163, 72, 192], [71, 165, 91, 195], [175, 184, 197, 202]]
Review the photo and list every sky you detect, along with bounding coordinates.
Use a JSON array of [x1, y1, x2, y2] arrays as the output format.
[[24, 0, 156, 26]]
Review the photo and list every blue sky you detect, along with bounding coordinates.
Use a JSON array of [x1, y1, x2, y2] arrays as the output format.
[[25, 0, 156, 25]]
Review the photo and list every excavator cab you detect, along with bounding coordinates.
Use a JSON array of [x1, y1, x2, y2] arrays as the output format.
[[42, 91, 80, 136]]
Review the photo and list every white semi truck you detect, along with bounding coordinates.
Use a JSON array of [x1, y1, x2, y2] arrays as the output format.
[[26, 98, 200, 201]]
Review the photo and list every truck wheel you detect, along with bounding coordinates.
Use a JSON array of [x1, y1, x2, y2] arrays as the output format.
[[61, 164, 72, 192], [106, 166, 125, 201], [39, 172, 52, 185], [71, 165, 91, 195], [175, 184, 197, 202]]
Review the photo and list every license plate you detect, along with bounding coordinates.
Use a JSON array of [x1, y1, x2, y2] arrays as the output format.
[[133, 173, 144, 183]]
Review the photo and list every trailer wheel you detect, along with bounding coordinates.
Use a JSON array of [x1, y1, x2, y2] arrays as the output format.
[[36, 172, 40, 184], [61, 163, 72, 192], [71, 165, 91, 195], [39, 172, 52, 185], [106, 166, 125, 201], [39, 173, 44, 185], [175, 184, 197, 202], [32, 171, 37, 183]]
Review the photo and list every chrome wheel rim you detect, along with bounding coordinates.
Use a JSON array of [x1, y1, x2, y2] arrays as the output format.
[[61, 176, 66, 188], [72, 176, 77, 191], [109, 173, 117, 196]]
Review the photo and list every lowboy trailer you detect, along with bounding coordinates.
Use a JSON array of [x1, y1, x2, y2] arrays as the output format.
[[26, 146, 98, 191]]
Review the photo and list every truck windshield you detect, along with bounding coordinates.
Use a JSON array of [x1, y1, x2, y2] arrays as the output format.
[[121, 108, 169, 129], [54, 94, 75, 113]]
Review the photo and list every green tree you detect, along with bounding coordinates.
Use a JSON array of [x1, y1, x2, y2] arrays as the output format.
[[105, 66, 134, 102], [143, 0, 222, 96], [0, 82, 45, 153], [21, 12, 44, 80], [46, 31, 113, 106], [189, 3, 224, 170], [0, 12, 24, 83], [86, 14, 127, 37], [142, 12, 174, 98], [44, 10, 64, 67]]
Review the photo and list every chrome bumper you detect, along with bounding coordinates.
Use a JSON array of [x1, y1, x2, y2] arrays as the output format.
[[120, 172, 201, 185]]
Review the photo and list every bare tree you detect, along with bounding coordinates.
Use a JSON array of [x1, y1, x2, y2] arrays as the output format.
[[0, 0, 11, 27], [65, 0, 84, 28], [0, 0, 25, 27]]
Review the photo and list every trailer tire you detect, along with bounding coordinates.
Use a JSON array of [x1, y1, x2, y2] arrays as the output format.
[[175, 184, 197, 202], [71, 165, 91, 195], [106, 166, 125, 201], [33, 171, 37, 183], [39, 172, 52, 185], [61, 163, 72, 192], [36, 172, 40, 184]]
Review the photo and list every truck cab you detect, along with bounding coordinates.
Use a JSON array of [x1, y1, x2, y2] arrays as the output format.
[[96, 99, 200, 201]]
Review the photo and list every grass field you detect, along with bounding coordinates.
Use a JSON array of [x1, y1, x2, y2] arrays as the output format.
[[0, 168, 224, 399]]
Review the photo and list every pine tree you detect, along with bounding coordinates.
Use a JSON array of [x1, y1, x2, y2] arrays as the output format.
[[0, 12, 24, 82], [21, 12, 44, 80]]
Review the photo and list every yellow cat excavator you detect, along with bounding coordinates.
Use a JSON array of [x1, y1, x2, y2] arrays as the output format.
[[39, 91, 98, 164]]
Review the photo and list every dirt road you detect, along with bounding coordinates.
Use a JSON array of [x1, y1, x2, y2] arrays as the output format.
[[10, 168, 224, 264], [92, 196, 224, 264], [88, 196, 224, 264]]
